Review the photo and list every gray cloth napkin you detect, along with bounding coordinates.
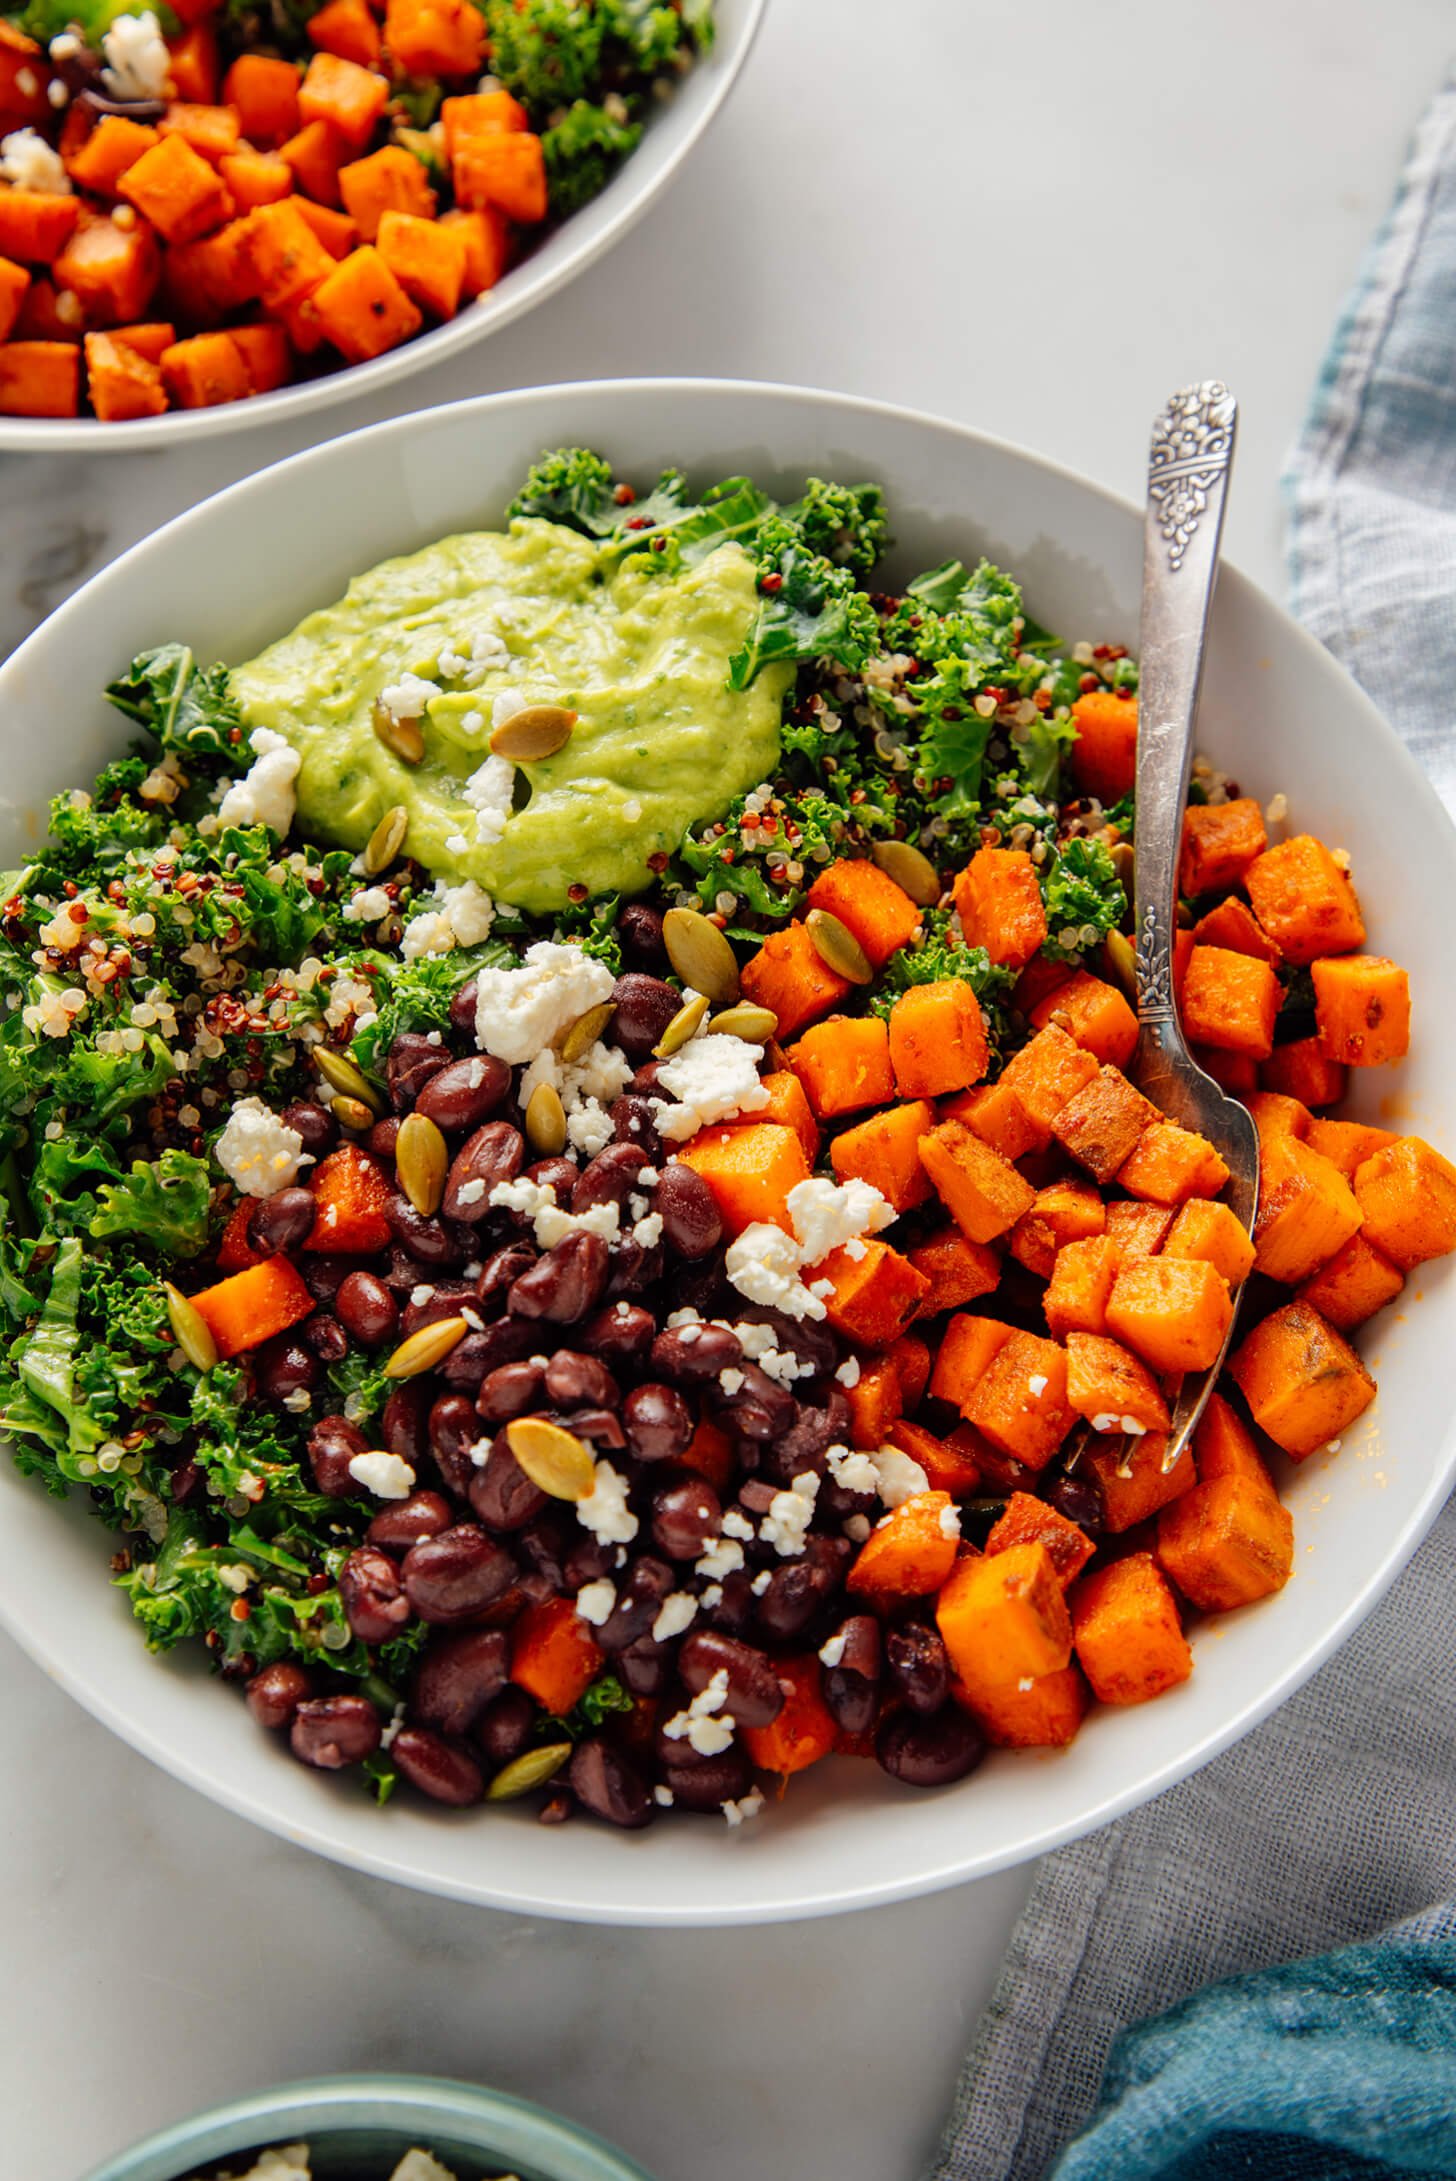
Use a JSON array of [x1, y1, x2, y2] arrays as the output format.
[[930, 69, 1456, 2181]]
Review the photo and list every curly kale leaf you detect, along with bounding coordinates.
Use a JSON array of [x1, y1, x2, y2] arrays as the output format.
[[1040, 837, 1127, 958], [782, 478, 890, 577], [13, 1237, 106, 1465], [541, 98, 643, 215], [601, 0, 697, 65], [1015, 706, 1079, 800], [553, 888, 622, 971], [90, 1150, 215, 1258], [483, 0, 606, 113], [28, 1135, 125, 1234], [550, 1672, 634, 1737], [913, 659, 994, 819], [729, 516, 879, 690], [45, 756, 167, 876], [105, 645, 242, 768], [508, 448, 689, 539], [348, 940, 512, 1071], [12, 0, 132, 39]]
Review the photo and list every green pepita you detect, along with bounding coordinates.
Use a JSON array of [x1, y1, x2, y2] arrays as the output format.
[[1104, 927, 1137, 998], [524, 1080, 568, 1157], [653, 990, 710, 1058], [163, 1282, 217, 1374], [707, 1002, 779, 1043], [871, 837, 943, 907], [805, 907, 873, 985], [329, 1095, 377, 1134], [505, 1416, 596, 1502], [558, 999, 615, 1064], [384, 1315, 470, 1379], [486, 1741, 573, 1803], [396, 1109, 448, 1217], [361, 804, 409, 876], [313, 1045, 383, 1114], [662, 906, 740, 1006]]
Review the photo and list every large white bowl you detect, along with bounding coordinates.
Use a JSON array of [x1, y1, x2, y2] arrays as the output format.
[[0, 2, 762, 453], [2, 380, 1453, 1925]]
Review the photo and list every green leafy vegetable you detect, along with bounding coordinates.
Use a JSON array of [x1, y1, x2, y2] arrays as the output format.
[[541, 99, 643, 216], [90, 1150, 215, 1258], [1040, 837, 1127, 959], [105, 645, 242, 767]]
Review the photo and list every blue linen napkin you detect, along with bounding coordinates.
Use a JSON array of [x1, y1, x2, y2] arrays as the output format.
[[929, 67, 1456, 2181]]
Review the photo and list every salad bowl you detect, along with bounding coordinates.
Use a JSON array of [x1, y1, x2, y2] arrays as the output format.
[[1, 377, 1452, 1925]]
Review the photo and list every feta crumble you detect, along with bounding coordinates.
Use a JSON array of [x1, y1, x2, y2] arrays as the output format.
[[819, 1629, 848, 1668], [870, 1444, 931, 1509], [460, 751, 515, 845], [213, 1097, 311, 1198], [760, 1470, 820, 1557], [1090, 1412, 1149, 1436], [575, 1578, 617, 1626], [0, 127, 70, 193], [652, 1033, 769, 1141], [100, 11, 169, 101], [576, 1459, 638, 1546], [342, 884, 391, 923], [377, 672, 438, 723], [938, 1502, 962, 1540], [722, 1789, 765, 1827], [663, 1667, 734, 1756], [652, 1591, 699, 1643], [787, 1175, 894, 1265], [217, 727, 301, 836], [401, 877, 495, 958], [474, 940, 614, 1064], [825, 1443, 879, 1495], [347, 1449, 415, 1500], [724, 1222, 827, 1321]]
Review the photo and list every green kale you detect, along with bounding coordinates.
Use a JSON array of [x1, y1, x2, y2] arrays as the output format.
[[551, 1671, 634, 1736], [541, 98, 643, 215], [348, 940, 510, 1071], [553, 888, 623, 971], [28, 1135, 127, 1235], [1014, 706, 1078, 801], [483, 0, 606, 112], [507, 446, 625, 535], [13, 1238, 106, 1467], [105, 644, 243, 769], [913, 660, 994, 819], [601, 0, 696, 65], [782, 478, 890, 577], [870, 917, 1015, 1053], [90, 1150, 215, 1258], [12, 0, 134, 40], [728, 516, 879, 690], [1040, 837, 1127, 959], [45, 757, 167, 876]]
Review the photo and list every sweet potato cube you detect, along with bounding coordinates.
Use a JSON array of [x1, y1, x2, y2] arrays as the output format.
[[1312, 954, 1410, 1068], [1229, 1300, 1376, 1458], [816, 1237, 930, 1348], [84, 329, 167, 420], [678, 1413, 733, 1492], [339, 143, 436, 241], [222, 53, 302, 145], [829, 1098, 935, 1213], [161, 329, 250, 407], [386, 0, 487, 77], [997, 1024, 1100, 1146], [936, 1541, 1073, 1685], [1192, 894, 1282, 965], [1083, 1429, 1195, 1532], [307, 0, 382, 67], [1179, 796, 1267, 898], [219, 147, 294, 211], [1302, 1116, 1398, 1179], [1161, 1198, 1256, 1288], [376, 207, 465, 319], [888, 978, 988, 1097], [742, 1655, 836, 1778], [1009, 1176, 1106, 1279], [953, 847, 1047, 969], [119, 133, 230, 245], [509, 1595, 603, 1716], [845, 1354, 903, 1450], [1065, 1330, 1170, 1435], [0, 253, 26, 341], [847, 1490, 960, 1602], [244, 197, 335, 306], [1246, 1090, 1311, 1148], [741, 919, 852, 1043], [0, 189, 80, 263], [66, 115, 159, 195], [785, 1013, 893, 1119], [1245, 835, 1365, 965], [807, 856, 923, 970], [189, 1256, 314, 1359], [907, 1226, 1001, 1316], [310, 244, 421, 362], [440, 88, 529, 156], [1104, 1199, 1175, 1265], [964, 1330, 1076, 1470], [297, 51, 388, 151], [1181, 945, 1281, 1060], [164, 24, 220, 105], [720, 1070, 818, 1164], [952, 1661, 1091, 1748], [918, 1117, 1036, 1243], [1193, 1392, 1273, 1490], [887, 1331, 931, 1408], [307, 1143, 391, 1252], [159, 102, 242, 164], [0, 339, 79, 415], [1069, 688, 1138, 801], [229, 320, 289, 393], [438, 203, 508, 298], [1259, 1038, 1347, 1108], [163, 218, 258, 322], [1193, 1044, 1260, 1096], [1105, 1256, 1233, 1374], [928, 1314, 1016, 1411], [1353, 1137, 1456, 1269], [1051, 1063, 1159, 1182], [886, 1417, 983, 1497], [280, 116, 343, 205], [1158, 1474, 1294, 1612], [0, 23, 49, 128], [1117, 1118, 1230, 1206], [1297, 1230, 1404, 1331], [675, 1122, 811, 1239], [1253, 1134, 1363, 1285], [1031, 968, 1139, 1067], [1072, 1552, 1192, 1706], [452, 128, 546, 221], [1043, 1235, 1119, 1340], [986, 1490, 1095, 1588], [942, 1078, 1040, 1162]]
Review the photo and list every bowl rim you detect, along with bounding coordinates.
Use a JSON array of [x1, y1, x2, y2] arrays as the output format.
[[3, 375, 1454, 1925], [0, 0, 766, 455], [78, 2072, 657, 2181]]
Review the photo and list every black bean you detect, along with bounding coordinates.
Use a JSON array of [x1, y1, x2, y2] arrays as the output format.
[[713, 1362, 798, 1444], [393, 1725, 485, 1806], [649, 1322, 743, 1386], [476, 1243, 537, 1309], [669, 1250, 732, 1320], [246, 1184, 315, 1257], [515, 1511, 569, 1596], [416, 1053, 511, 1133], [630, 1062, 665, 1093], [458, 1315, 539, 1380], [651, 1478, 722, 1561], [619, 1632, 669, 1696], [568, 1737, 653, 1829], [610, 1093, 665, 1163], [339, 1546, 411, 1643], [525, 1154, 579, 1198], [300, 1252, 370, 1304], [875, 1706, 985, 1789], [386, 1194, 468, 1268], [401, 1525, 517, 1623], [655, 1163, 723, 1260], [572, 1141, 652, 1213], [336, 1269, 400, 1347], [762, 1398, 844, 1486], [303, 1313, 349, 1363], [580, 1300, 656, 1366], [755, 1555, 835, 1644], [449, 977, 480, 1035], [368, 1489, 454, 1548], [1047, 1472, 1104, 1531], [664, 1751, 754, 1812], [438, 1331, 498, 1388], [281, 1100, 337, 1157], [409, 1627, 508, 1736], [368, 1115, 403, 1160], [820, 1614, 881, 1738], [400, 1279, 477, 1336], [246, 1660, 312, 1730], [595, 1556, 674, 1652], [563, 1534, 615, 1591], [468, 1436, 548, 1533], [254, 1335, 319, 1404], [610, 972, 680, 1061], [700, 1571, 755, 1636], [387, 1031, 452, 1112], [477, 1358, 548, 1424], [383, 1381, 432, 1468], [443, 1121, 526, 1222], [886, 1623, 951, 1716], [618, 901, 667, 969], [474, 1685, 536, 1768], [508, 1230, 610, 1323], [565, 1404, 626, 1449], [679, 1629, 784, 1728], [606, 1237, 664, 1300], [624, 1382, 694, 1462], [290, 1693, 381, 1769], [308, 1413, 368, 1497], [543, 1348, 619, 1410]]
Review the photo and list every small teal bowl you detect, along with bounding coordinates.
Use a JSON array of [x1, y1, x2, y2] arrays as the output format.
[[80, 2076, 656, 2181]]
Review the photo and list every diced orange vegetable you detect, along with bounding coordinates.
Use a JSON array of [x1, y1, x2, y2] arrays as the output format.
[[845, 1353, 902, 1450], [1043, 1234, 1119, 1340], [386, 0, 487, 74], [907, 1226, 1001, 1315], [847, 1490, 960, 1601], [887, 1330, 931, 1407], [1009, 1175, 1106, 1280], [943, 1078, 1040, 1163], [952, 846, 1047, 970], [376, 207, 464, 318], [229, 319, 290, 391], [740, 918, 851, 1041], [1104, 1199, 1175, 1266], [164, 218, 259, 321], [0, 339, 78, 415], [441, 90, 529, 157], [297, 51, 389, 152], [108, 319, 175, 359], [1031, 968, 1139, 1067], [339, 143, 435, 240], [161, 329, 250, 407], [0, 251, 27, 340], [309, 242, 421, 360], [1013, 954, 1075, 1015], [1105, 1256, 1233, 1374], [307, 1142, 393, 1253], [986, 1490, 1095, 1587], [817, 1237, 930, 1348], [1296, 1229, 1404, 1331], [1245, 835, 1366, 965], [53, 210, 160, 325], [1193, 1043, 1260, 1096], [1192, 894, 1281, 965], [678, 1413, 733, 1492], [280, 117, 344, 206], [719, 1070, 819, 1165], [965, 1329, 1076, 1470], [1161, 1197, 1255, 1288], [160, 102, 241, 164], [997, 1024, 1100, 1147], [1192, 1392, 1267, 1489], [307, 0, 381, 67], [1158, 1472, 1294, 1612], [742, 1655, 837, 1777], [886, 1416, 983, 1497], [83, 329, 167, 419], [222, 53, 302, 146], [1065, 1329, 1170, 1435], [0, 24, 50, 128], [1253, 1133, 1363, 1285], [1179, 796, 1267, 898], [675, 1122, 811, 1238], [0, 188, 80, 263], [65, 115, 159, 195], [453, 127, 546, 222], [928, 1313, 1015, 1412], [918, 1117, 1036, 1243], [188, 1256, 314, 1359], [952, 1660, 1091, 1748], [438, 202, 508, 297], [1082, 1429, 1195, 1533], [1072, 1552, 1192, 1706], [1246, 1089, 1311, 1147], [1311, 954, 1410, 1068], [218, 147, 294, 210], [1181, 944, 1282, 1060], [1051, 1063, 1160, 1183], [888, 978, 988, 1098], [244, 196, 335, 305], [1353, 1136, 1456, 1269], [1117, 1118, 1230, 1206], [937, 1542, 1073, 1686], [1069, 688, 1138, 801], [509, 1596, 603, 1716], [1259, 1038, 1347, 1109], [1229, 1300, 1376, 1458], [1302, 1116, 1398, 1179], [215, 1194, 264, 1272], [785, 1013, 893, 1119], [292, 197, 358, 256], [829, 1098, 934, 1214], [165, 23, 220, 104], [806, 857, 923, 970], [119, 134, 230, 245]]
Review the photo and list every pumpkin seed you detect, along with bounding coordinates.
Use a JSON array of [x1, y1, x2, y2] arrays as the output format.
[[361, 803, 409, 876], [486, 1740, 573, 1803], [524, 1080, 567, 1157], [372, 697, 425, 766], [396, 1109, 447, 1217], [805, 907, 873, 985], [1104, 927, 1137, 998], [557, 999, 615, 1064], [384, 1315, 470, 1379], [163, 1282, 217, 1374], [653, 990, 710, 1058], [707, 1002, 778, 1043], [313, 1045, 383, 1114], [330, 1095, 377, 1134], [506, 1416, 597, 1502], [871, 837, 942, 907], [489, 703, 577, 761], [662, 905, 740, 1005], [1111, 840, 1135, 891]]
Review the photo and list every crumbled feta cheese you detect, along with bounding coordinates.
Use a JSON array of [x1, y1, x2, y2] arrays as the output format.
[[760, 1470, 820, 1557], [1090, 1411, 1149, 1436], [724, 1222, 827, 1321], [652, 1034, 769, 1141], [377, 672, 438, 723], [720, 1508, 755, 1541], [818, 1629, 848, 1668], [722, 1789, 764, 1827], [474, 940, 614, 1064], [492, 687, 527, 728], [100, 11, 169, 100], [213, 1097, 311, 1198], [825, 1443, 879, 1496], [1027, 1373, 1049, 1398], [536, 1199, 620, 1250], [632, 1209, 664, 1248], [749, 1567, 773, 1596], [217, 727, 301, 836], [787, 1175, 895, 1265], [460, 752, 515, 845], [663, 1667, 735, 1756], [652, 1591, 699, 1643], [401, 877, 495, 958], [0, 127, 70, 193], [718, 1366, 745, 1396], [835, 1356, 862, 1389], [576, 1459, 638, 1545], [347, 1449, 415, 1499], [938, 1503, 961, 1540], [871, 1445, 931, 1509], [654, 1784, 675, 1807], [342, 884, 391, 923], [575, 1578, 617, 1626], [438, 628, 509, 685], [695, 1533, 746, 1580]]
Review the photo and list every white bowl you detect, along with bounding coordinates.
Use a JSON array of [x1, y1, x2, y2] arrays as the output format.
[[2, 379, 1453, 1925], [0, 3, 763, 453]]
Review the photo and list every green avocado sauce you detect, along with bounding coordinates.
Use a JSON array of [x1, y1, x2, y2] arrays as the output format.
[[231, 518, 792, 916]]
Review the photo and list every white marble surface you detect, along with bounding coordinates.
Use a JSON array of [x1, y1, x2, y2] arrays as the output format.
[[2, 5, 1451, 2178]]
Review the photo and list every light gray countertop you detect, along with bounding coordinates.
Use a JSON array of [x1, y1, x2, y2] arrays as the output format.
[[2, 4, 1449, 2176]]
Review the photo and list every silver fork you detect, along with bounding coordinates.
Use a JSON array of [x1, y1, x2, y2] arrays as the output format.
[[1131, 380, 1260, 1470]]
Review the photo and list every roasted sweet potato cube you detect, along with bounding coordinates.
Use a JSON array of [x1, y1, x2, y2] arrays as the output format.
[[676, 1122, 811, 1238], [1069, 688, 1138, 801], [1083, 1429, 1195, 1533], [1030, 968, 1139, 1067], [1253, 1134, 1364, 1285], [806, 856, 923, 969], [1353, 1137, 1456, 1268], [720, 1070, 818, 1164], [1072, 1552, 1192, 1706], [844, 1353, 903, 1449], [998, 1024, 1100, 1145], [1179, 796, 1267, 898], [1065, 1330, 1170, 1435], [951, 1660, 1091, 1748], [888, 978, 989, 1097], [928, 1313, 1016, 1411], [1117, 1118, 1230, 1206], [1193, 1045, 1260, 1096], [1191, 893, 1282, 964], [1229, 1300, 1376, 1457], [1181, 945, 1282, 1060], [84, 328, 167, 419], [829, 1099, 935, 1213], [119, 132, 231, 245], [1105, 1256, 1233, 1374], [936, 1541, 1073, 1685], [189, 1256, 314, 1358], [1104, 1199, 1175, 1266], [1009, 1176, 1106, 1279], [1161, 1198, 1256, 1288], [907, 1226, 1001, 1316], [847, 1490, 960, 1602], [339, 143, 436, 241], [376, 207, 465, 319], [918, 1117, 1036, 1243], [0, 189, 80, 263], [1259, 1037, 1347, 1108], [964, 1330, 1076, 1470], [986, 1489, 1096, 1587], [1158, 1474, 1294, 1612], [942, 1078, 1040, 1162], [1302, 1116, 1398, 1179], [297, 50, 389, 151], [1311, 954, 1410, 1068], [785, 1014, 894, 1119], [1245, 835, 1365, 965], [1245, 1090, 1312, 1148], [1297, 1231, 1405, 1331], [887, 1331, 931, 1408], [1051, 1064, 1161, 1182], [886, 1416, 983, 1496], [310, 244, 421, 362], [952, 846, 1047, 969], [1043, 1235, 1119, 1340], [816, 1237, 930, 1348]]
